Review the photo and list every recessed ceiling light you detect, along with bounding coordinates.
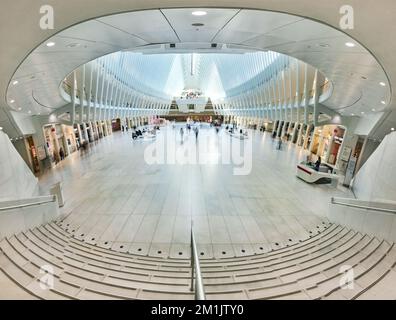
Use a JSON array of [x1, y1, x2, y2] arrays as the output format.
[[28, 110, 31, 114], [380, 82, 386, 86], [381, 100, 386, 105], [391, 128, 395, 131], [372, 108, 376, 112], [361, 111, 365, 114], [46, 42, 56, 47], [10, 99, 15, 103], [351, 113, 355, 116], [12, 80, 18, 85], [0, 127, 3, 131], [345, 42, 356, 47], [192, 11, 207, 16], [18, 107, 22, 111]]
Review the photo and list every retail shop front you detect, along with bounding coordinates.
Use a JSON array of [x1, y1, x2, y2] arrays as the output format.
[[112, 119, 121, 131], [309, 124, 346, 169], [43, 124, 78, 166], [11, 135, 41, 175]]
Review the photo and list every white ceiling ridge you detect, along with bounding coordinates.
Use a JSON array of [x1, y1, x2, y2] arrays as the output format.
[[236, 18, 307, 45], [210, 8, 242, 43], [94, 19, 151, 43]]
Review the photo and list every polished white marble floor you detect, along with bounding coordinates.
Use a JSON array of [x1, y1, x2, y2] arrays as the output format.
[[38, 124, 353, 258]]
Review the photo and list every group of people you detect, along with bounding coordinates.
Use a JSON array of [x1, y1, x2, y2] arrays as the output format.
[[179, 124, 200, 142], [131, 126, 159, 140], [272, 131, 293, 150], [271, 131, 284, 150], [226, 125, 248, 137], [272, 131, 292, 140], [132, 128, 144, 139], [304, 155, 322, 172], [51, 147, 66, 165]]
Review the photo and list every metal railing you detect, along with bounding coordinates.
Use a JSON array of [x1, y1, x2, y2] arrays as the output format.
[[0, 195, 57, 212], [331, 197, 396, 214], [190, 223, 206, 300]]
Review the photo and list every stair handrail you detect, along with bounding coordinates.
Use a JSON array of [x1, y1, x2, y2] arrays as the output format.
[[331, 197, 396, 214], [190, 221, 206, 300], [0, 195, 57, 212]]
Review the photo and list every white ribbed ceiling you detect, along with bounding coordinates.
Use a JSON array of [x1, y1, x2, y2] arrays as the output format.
[[2, 7, 392, 139], [7, 8, 389, 118], [100, 51, 281, 100]]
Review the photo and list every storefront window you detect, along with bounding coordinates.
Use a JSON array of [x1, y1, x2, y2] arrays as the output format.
[[309, 124, 346, 166]]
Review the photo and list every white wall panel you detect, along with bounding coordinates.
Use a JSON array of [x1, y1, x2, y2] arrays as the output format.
[[353, 131, 396, 202], [0, 130, 38, 201]]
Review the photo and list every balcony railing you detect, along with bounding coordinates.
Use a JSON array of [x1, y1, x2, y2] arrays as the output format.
[[331, 197, 396, 214]]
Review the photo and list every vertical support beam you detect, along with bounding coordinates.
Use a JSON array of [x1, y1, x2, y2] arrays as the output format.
[[303, 63, 309, 124], [266, 84, 273, 121], [79, 65, 86, 123], [282, 69, 287, 122], [104, 76, 111, 121], [87, 63, 94, 122], [82, 122, 89, 143], [277, 74, 283, 121], [71, 70, 76, 124], [289, 63, 293, 123], [99, 64, 105, 122], [313, 69, 320, 126], [93, 62, 100, 123], [281, 68, 288, 138], [271, 79, 277, 121], [109, 79, 116, 120], [295, 61, 300, 124], [292, 60, 300, 143]]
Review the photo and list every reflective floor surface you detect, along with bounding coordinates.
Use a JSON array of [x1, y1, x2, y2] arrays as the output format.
[[38, 124, 353, 258]]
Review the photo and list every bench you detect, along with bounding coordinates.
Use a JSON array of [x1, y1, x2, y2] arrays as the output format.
[[296, 163, 340, 186]]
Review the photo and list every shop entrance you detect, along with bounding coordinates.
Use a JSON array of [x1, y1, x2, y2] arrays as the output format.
[[26, 136, 40, 174], [310, 124, 346, 166]]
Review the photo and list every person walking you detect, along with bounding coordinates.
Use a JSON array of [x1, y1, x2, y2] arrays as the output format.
[[314, 156, 322, 171], [194, 127, 199, 140], [180, 127, 184, 142], [277, 137, 282, 150], [59, 147, 65, 161]]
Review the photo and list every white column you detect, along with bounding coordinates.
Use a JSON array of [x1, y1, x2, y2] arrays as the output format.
[[71, 71, 76, 124], [79, 65, 86, 123], [313, 69, 320, 126]]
